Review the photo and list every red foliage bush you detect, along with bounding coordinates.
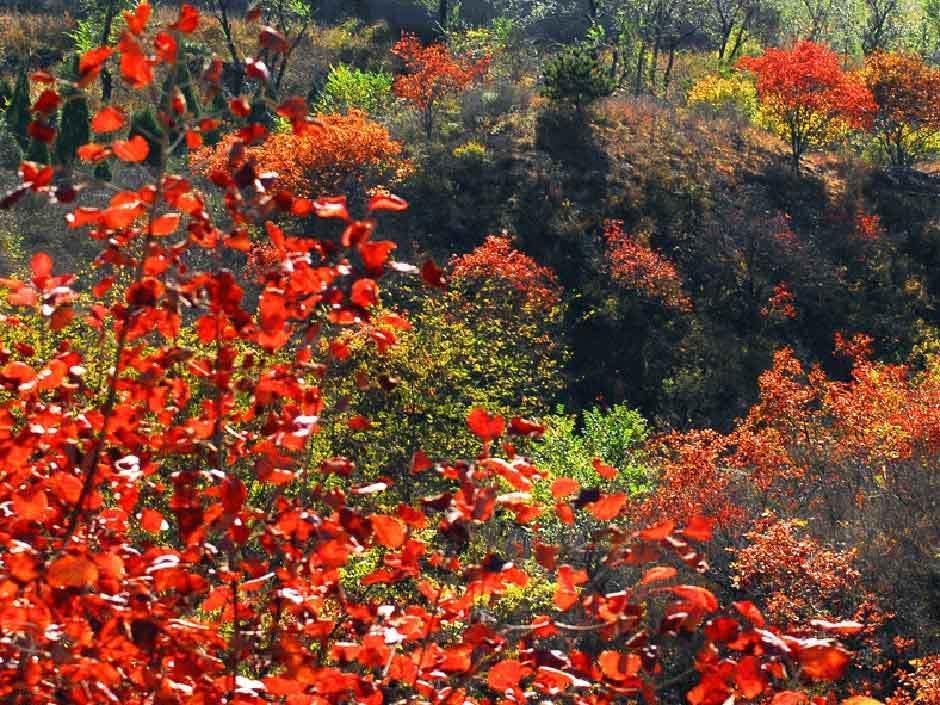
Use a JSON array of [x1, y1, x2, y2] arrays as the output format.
[[449, 233, 562, 309], [190, 110, 408, 197], [603, 219, 692, 311]]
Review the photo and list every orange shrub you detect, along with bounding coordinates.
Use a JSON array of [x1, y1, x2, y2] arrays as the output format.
[[191, 110, 409, 197]]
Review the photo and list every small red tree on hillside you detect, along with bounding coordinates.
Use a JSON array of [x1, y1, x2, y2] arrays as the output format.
[[737, 41, 875, 170], [391, 33, 489, 139]]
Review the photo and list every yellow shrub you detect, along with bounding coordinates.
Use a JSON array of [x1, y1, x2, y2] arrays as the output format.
[[687, 72, 757, 117]]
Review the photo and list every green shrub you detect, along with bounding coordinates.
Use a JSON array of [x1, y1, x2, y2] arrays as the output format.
[[532, 403, 653, 497], [542, 43, 616, 112], [315, 63, 394, 116]]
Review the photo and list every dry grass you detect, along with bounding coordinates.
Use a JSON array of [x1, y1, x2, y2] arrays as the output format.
[[0, 10, 75, 72]]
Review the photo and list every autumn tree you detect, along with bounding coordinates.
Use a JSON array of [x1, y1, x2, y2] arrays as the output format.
[[391, 33, 489, 139], [863, 51, 940, 167], [737, 41, 875, 169]]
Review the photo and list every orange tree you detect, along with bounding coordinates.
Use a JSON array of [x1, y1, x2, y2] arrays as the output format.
[[862, 51, 940, 167], [190, 109, 410, 202], [0, 4, 876, 704], [737, 41, 875, 169], [391, 33, 490, 139]]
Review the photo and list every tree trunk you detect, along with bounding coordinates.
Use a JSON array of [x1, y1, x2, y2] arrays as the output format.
[[438, 0, 449, 39], [425, 104, 434, 140], [634, 42, 646, 96], [662, 45, 676, 95], [648, 38, 660, 96], [99, 0, 118, 101]]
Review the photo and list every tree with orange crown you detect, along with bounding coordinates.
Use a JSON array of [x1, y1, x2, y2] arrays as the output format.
[[391, 34, 490, 139]]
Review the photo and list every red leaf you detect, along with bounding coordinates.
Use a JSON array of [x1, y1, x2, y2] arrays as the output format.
[[509, 416, 545, 436], [347, 414, 372, 431], [410, 449, 432, 474], [593, 457, 618, 480], [259, 26, 290, 53], [368, 193, 408, 212], [797, 644, 851, 681], [733, 600, 767, 627], [171, 4, 200, 32], [550, 477, 580, 500], [28, 120, 55, 144], [771, 693, 807, 705], [586, 493, 626, 521], [31, 89, 60, 114], [350, 278, 379, 308], [21, 161, 53, 188], [149, 212, 181, 237], [488, 660, 532, 692], [668, 585, 718, 611], [140, 508, 165, 532], [639, 520, 675, 541], [92, 106, 126, 133], [229, 97, 252, 118], [421, 259, 446, 288], [78, 143, 110, 162], [221, 476, 247, 514], [155, 31, 178, 64], [598, 651, 641, 681], [467, 408, 505, 441], [638, 566, 677, 586], [48, 555, 98, 589], [112, 135, 150, 162], [313, 196, 349, 220], [30, 252, 53, 280], [78, 46, 114, 85], [735, 655, 767, 699], [245, 58, 270, 82], [554, 564, 588, 610], [358, 241, 396, 273], [683, 515, 716, 542], [119, 34, 153, 88], [370, 514, 406, 549], [123, 2, 151, 35]]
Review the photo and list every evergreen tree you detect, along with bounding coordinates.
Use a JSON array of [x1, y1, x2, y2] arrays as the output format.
[[25, 137, 51, 165], [5, 68, 31, 151], [54, 95, 91, 167], [542, 43, 616, 114], [160, 62, 200, 154]]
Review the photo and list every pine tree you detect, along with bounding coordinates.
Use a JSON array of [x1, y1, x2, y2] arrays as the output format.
[[25, 137, 51, 165], [54, 95, 91, 167], [5, 68, 30, 151]]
